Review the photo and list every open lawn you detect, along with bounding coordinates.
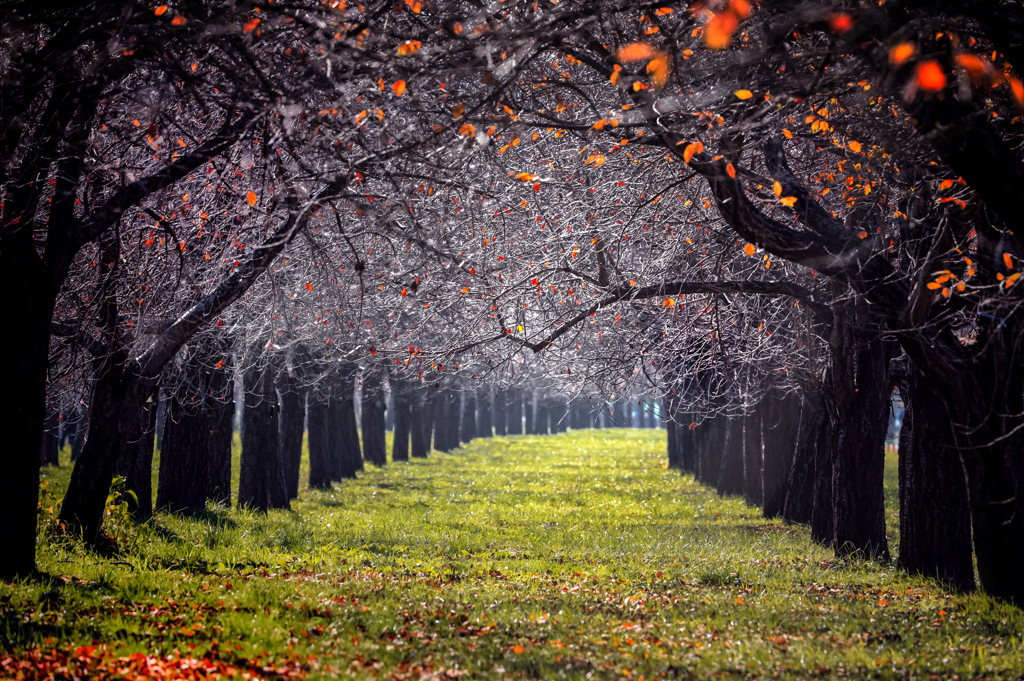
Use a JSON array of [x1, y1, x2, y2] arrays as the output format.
[[4, 430, 1023, 679]]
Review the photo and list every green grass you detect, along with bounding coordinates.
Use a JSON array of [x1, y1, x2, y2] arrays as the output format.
[[5, 431, 1023, 679]]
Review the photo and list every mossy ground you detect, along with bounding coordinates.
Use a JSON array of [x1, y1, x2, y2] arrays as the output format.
[[3, 431, 1023, 679]]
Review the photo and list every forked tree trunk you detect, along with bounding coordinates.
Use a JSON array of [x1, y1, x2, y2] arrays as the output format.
[[898, 366, 974, 591]]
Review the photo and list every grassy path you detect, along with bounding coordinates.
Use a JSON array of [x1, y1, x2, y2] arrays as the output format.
[[4, 430, 1024, 679]]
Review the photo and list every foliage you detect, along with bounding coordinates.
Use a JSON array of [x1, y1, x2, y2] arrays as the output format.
[[6, 432, 1023, 679]]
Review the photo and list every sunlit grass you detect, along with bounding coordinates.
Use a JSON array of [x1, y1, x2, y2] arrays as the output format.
[[7, 430, 1023, 679]]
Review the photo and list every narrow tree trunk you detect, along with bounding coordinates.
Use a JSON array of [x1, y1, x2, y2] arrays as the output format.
[[742, 404, 763, 507], [115, 388, 157, 520], [40, 402, 61, 467], [898, 366, 974, 591], [460, 392, 477, 444], [410, 389, 430, 458], [717, 417, 745, 496], [506, 390, 523, 435], [493, 390, 508, 436], [477, 392, 493, 438], [811, 375, 835, 545], [761, 390, 801, 518], [360, 367, 388, 466], [782, 387, 826, 524], [523, 392, 536, 435], [238, 361, 287, 512], [445, 390, 461, 449], [392, 383, 411, 462], [278, 373, 306, 499]]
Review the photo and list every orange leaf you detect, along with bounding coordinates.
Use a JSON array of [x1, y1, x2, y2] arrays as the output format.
[[1009, 76, 1024, 109], [397, 39, 421, 56], [646, 55, 670, 88], [955, 53, 995, 87], [655, 7, 673, 15], [610, 64, 622, 85], [458, 122, 476, 137], [779, 196, 798, 208], [355, 109, 367, 122], [585, 154, 606, 167], [743, 243, 756, 256], [1004, 252, 1014, 269], [512, 645, 525, 654], [889, 42, 916, 66], [682, 141, 703, 163], [662, 298, 675, 307], [828, 12, 853, 33], [452, 103, 465, 119], [243, 18, 260, 32], [305, 283, 313, 291], [848, 140, 862, 153], [246, 191, 257, 206], [617, 42, 656, 62], [514, 172, 537, 181], [772, 181, 782, 197], [782, 128, 793, 139], [916, 60, 946, 91], [940, 179, 954, 190], [705, 11, 739, 50], [726, 162, 736, 179], [734, 89, 753, 100], [392, 79, 407, 96], [155, 4, 168, 15]]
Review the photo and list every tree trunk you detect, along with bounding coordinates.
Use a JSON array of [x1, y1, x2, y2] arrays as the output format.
[[360, 367, 388, 466], [332, 365, 362, 477], [307, 389, 332, 489], [717, 417, 745, 496], [278, 372, 306, 499], [59, 366, 150, 542], [696, 417, 724, 486], [39, 402, 61, 467], [460, 392, 477, 444], [477, 391, 493, 438], [761, 390, 801, 518], [493, 390, 508, 436], [742, 404, 763, 507], [523, 392, 536, 435], [411, 389, 431, 458], [115, 390, 157, 520], [898, 366, 974, 591], [392, 382, 411, 462], [811, 375, 835, 545], [506, 390, 523, 435], [827, 301, 891, 559], [238, 361, 288, 512], [782, 387, 826, 524]]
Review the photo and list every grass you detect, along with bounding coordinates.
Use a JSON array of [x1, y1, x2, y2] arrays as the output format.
[[4, 430, 1024, 679]]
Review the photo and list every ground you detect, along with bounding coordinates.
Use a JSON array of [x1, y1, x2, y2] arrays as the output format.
[[3, 430, 1023, 679]]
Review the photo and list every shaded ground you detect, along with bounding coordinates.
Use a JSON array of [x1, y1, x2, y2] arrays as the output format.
[[4, 430, 1023, 679]]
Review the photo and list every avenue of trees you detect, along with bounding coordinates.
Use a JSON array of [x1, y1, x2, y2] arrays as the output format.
[[4, 0, 1024, 607]]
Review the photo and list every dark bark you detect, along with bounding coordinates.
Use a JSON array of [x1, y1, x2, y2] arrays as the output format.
[[493, 390, 508, 436], [811, 375, 835, 545], [40, 402, 60, 467], [460, 392, 477, 444], [477, 392, 493, 438], [827, 300, 891, 559], [307, 390, 332, 489], [118, 392, 157, 520], [696, 417, 725, 486], [278, 371, 306, 499], [523, 392, 536, 435], [506, 390, 523, 435], [360, 367, 388, 466], [444, 390, 461, 449], [783, 387, 827, 525], [717, 417, 745, 496], [411, 390, 431, 458], [742, 404, 763, 507], [552, 400, 568, 432], [392, 382, 411, 462], [332, 365, 362, 477], [238, 361, 288, 512], [897, 366, 974, 591], [761, 390, 801, 519], [156, 340, 234, 513]]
